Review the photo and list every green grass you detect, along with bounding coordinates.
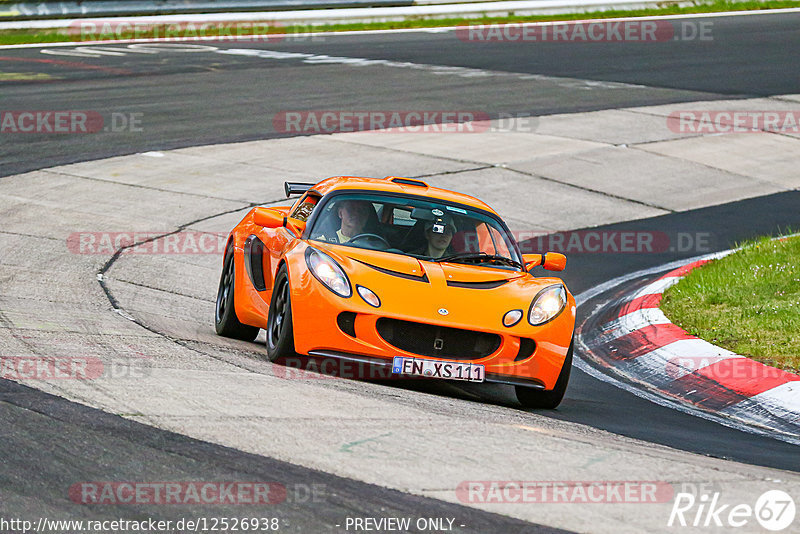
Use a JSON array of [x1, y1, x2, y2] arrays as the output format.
[[661, 234, 800, 373], [2, 0, 800, 45]]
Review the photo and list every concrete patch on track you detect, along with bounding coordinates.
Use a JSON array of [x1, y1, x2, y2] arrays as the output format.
[[2, 93, 800, 533], [639, 134, 800, 190], [629, 98, 800, 185], [509, 145, 785, 212]]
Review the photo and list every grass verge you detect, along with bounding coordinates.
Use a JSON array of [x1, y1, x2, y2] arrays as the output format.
[[2, 0, 800, 46], [661, 234, 800, 373]]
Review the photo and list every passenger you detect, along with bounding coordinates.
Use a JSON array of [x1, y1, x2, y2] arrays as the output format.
[[414, 215, 457, 258]]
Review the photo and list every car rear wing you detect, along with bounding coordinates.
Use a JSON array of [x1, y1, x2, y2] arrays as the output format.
[[284, 182, 315, 197]]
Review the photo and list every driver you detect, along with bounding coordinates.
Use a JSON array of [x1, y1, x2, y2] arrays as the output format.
[[322, 199, 373, 244]]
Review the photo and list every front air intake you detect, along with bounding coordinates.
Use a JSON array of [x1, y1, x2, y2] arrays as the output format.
[[514, 338, 537, 361], [337, 312, 357, 338], [376, 318, 500, 360]]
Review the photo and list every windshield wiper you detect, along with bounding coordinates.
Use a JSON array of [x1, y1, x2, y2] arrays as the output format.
[[436, 252, 523, 270]]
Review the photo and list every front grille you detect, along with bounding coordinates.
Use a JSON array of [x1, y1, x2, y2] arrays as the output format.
[[376, 318, 500, 360]]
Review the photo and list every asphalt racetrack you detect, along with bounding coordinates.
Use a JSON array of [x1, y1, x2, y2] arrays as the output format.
[[1, 10, 799, 534], [2, 11, 800, 177]]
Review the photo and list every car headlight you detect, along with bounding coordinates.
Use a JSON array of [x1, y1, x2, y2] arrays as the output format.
[[528, 285, 567, 325], [306, 247, 351, 298]]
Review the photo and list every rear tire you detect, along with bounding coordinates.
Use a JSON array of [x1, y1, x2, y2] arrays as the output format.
[[515, 338, 573, 409], [266, 265, 296, 362], [215, 242, 260, 341]]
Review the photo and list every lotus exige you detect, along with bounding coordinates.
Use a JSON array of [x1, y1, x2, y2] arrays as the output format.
[[215, 176, 575, 408]]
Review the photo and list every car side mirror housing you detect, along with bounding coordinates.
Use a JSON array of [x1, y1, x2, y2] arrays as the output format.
[[285, 218, 307, 237], [543, 252, 566, 271], [523, 252, 566, 272], [252, 207, 284, 228], [523, 254, 543, 272]]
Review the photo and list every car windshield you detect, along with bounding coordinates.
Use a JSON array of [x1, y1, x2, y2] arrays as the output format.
[[307, 192, 522, 269]]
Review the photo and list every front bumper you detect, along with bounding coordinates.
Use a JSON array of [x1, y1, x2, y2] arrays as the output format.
[[307, 350, 548, 389], [288, 265, 576, 390]]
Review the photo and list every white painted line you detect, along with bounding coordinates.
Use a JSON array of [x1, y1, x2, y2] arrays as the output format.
[[2, 7, 800, 47], [214, 47, 645, 89], [128, 43, 219, 51], [38, 42, 220, 57], [41, 46, 128, 56]]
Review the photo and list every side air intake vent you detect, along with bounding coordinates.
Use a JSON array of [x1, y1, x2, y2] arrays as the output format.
[[514, 338, 537, 361], [337, 312, 357, 338], [244, 235, 267, 291]]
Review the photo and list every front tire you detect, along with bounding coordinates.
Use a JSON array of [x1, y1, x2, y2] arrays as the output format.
[[266, 264, 296, 362], [215, 242, 260, 341], [515, 338, 573, 409]]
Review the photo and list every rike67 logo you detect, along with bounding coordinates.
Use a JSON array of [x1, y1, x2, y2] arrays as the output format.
[[669, 489, 796, 531]]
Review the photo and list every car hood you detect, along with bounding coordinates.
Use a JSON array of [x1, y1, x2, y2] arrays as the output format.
[[319, 244, 525, 283], [310, 243, 566, 329]]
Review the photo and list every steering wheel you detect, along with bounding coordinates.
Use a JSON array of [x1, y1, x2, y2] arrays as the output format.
[[348, 233, 391, 249]]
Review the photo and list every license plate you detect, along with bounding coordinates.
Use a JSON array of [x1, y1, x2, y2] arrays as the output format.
[[391, 357, 485, 383]]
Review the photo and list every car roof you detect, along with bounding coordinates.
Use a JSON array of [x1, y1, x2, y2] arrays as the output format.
[[311, 176, 498, 215]]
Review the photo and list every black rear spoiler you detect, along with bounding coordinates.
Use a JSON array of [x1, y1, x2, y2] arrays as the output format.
[[284, 182, 315, 197]]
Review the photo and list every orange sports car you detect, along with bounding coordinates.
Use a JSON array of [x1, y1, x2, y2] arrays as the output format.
[[215, 176, 576, 408]]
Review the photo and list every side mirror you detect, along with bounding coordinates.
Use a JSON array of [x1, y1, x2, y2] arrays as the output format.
[[543, 252, 566, 271], [523, 252, 566, 272], [252, 207, 284, 228]]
